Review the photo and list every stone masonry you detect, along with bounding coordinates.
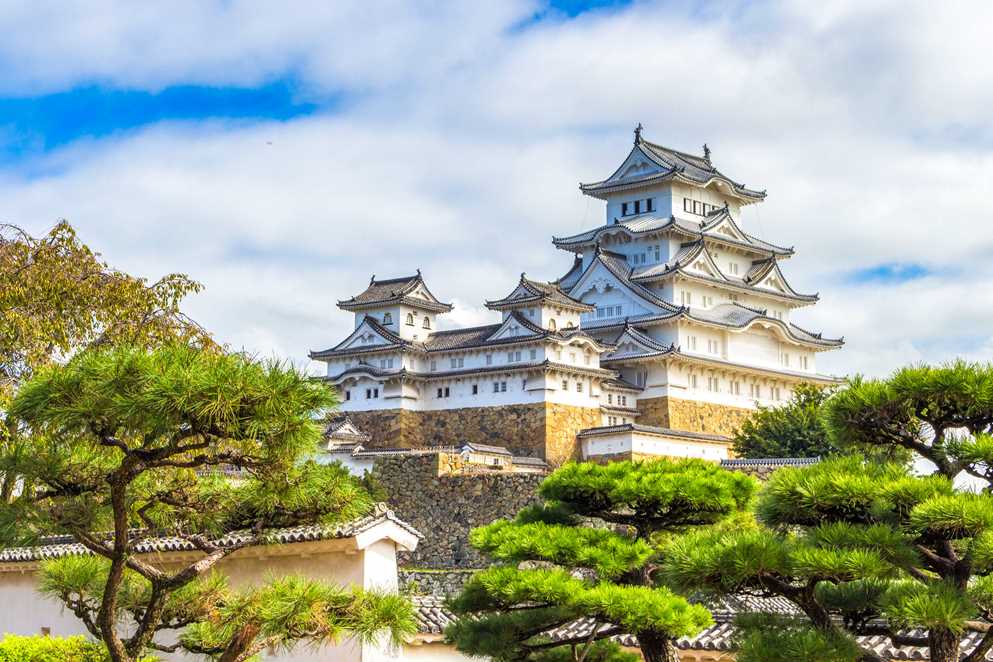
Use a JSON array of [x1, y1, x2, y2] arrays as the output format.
[[373, 453, 544, 569], [636, 396, 752, 437], [348, 402, 600, 465]]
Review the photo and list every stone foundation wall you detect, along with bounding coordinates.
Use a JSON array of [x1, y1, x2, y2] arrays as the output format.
[[345, 409, 420, 449], [345, 403, 600, 463], [399, 568, 475, 596], [636, 397, 752, 437], [416, 404, 547, 458], [374, 454, 544, 569]]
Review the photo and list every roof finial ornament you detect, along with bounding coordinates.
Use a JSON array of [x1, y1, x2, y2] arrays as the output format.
[[703, 143, 711, 163], [416, 268, 421, 276], [370, 274, 376, 284], [633, 123, 643, 143]]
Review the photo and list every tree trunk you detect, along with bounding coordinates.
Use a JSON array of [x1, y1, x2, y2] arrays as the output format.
[[638, 631, 680, 662], [930, 627, 961, 662]]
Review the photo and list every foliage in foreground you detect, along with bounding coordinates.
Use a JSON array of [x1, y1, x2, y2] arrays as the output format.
[[0, 634, 140, 662], [731, 383, 908, 463], [2, 345, 411, 662], [0, 220, 210, 503], [665, 361, 993, 662], [447, 459, 756, 662]]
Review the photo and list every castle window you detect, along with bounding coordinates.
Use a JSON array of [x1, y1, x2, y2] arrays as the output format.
[[576, 382, 583, 393], [688, 336, 697, 351], [437, 388, 443, 398], [493, 382, 500, 393], [621, 202, 629, 216], [608, 394, 613, 404], [423, 317, 431, 329], [530, 349, 537, 360], [548, 319, 557, 331], [707, 376, 719, 392], [374, 388, 379, 397], [702, 295, 713, 308], [689, 374, 698, 389], [366, 388, 371, 398], [445, 387, 450, 397], [620, 395, 627, 406], [681, 291, 692, 306], [584, 353, 591, 366], [472, 384, 478, 395], [406, 313, 414, 326], [728, 263, 739, 276], [707, 339, 719, 354], [782, 353, 791, 367], [750, 383, 760, 398], [486, 354, 492, 365], [731, 381, 741, 395], [800, 356, 809, 370], [634, 200, 641, 214], [383, 312, 392, 324], [501, 381, 507, 392], [646, 198, 655, 212], [507, 351, 514, 363], [430, 360, 437, 372], [345, 390, 351, 401]]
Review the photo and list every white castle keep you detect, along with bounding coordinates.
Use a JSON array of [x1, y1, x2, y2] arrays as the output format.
[[310, 127, 842, 465]]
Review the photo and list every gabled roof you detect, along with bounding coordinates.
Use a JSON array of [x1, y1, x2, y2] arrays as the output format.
[[486, 273, 594, 312], [579, 128, 766, 203], [630, 241, 818, 305], [742, 257, 818, 302], [421, 312, 608, 354], [337, 272, 453, 313], [552, 210, 792, 258], [324, 416, 371, 444], [309, 316, 416, 360], [602, 323, 678, 362], [566, 245, 683, 315], [555, 255, 585, 291]]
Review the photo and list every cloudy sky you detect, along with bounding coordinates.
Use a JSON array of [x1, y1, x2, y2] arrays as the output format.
[[1, 0, 991, 377]]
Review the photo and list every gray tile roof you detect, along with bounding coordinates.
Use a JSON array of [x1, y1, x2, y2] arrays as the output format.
[[411, 594, 993, 659], [486, 274, 594, 312], [721, 457, 821, 468], [686, 303, 843, 348], [338, 272, 453, 313], [552, 209, 791, 258], [0, 504, 421, 564], [579, 135, 766, 202]]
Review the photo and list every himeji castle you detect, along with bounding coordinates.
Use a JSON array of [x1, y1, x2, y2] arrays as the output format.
[[310, 127, 843, 465]]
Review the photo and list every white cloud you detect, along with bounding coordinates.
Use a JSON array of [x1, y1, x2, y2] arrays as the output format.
[[1, 1, 992, 377]]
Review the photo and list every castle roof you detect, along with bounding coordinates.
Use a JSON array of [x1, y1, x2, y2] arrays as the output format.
[[337, 272, 453, 313], [486, 273, 594, 312], [579, 128, 766, 203], [0, 503, 421, 565], [553, 208, 792, 258], [631, 242, 818, 305]]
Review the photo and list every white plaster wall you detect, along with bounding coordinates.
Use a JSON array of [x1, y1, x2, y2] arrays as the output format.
[[670, 182, 742, 221], [581, 432, 730, 461], [603, 183, 674, 223], [0, 542, 401, 662], [403, 642, 477, 662]]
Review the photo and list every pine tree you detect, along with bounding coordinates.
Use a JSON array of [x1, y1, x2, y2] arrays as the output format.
[[663, 361, 993, 662], [1, 345, 414, 662], [446, 459, 756, 662]]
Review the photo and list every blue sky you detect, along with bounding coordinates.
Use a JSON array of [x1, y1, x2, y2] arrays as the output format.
[[0, 0, 991, 376]]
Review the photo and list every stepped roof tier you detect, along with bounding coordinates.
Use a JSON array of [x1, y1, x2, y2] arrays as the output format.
[[579, 128, 766, 203], [631, 241, 818, 305], [337, 271, 453, 313], [553, 207, 792, 258], [485, 273, 594, 312], [309, 310, 612, 362]]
